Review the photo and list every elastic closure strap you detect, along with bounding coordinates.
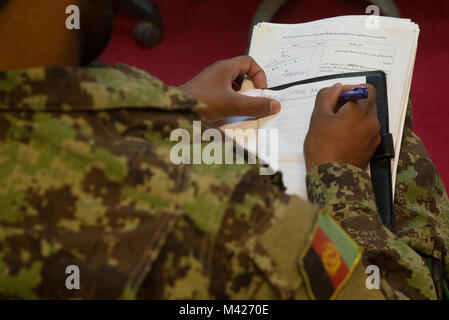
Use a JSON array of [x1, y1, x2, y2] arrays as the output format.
[[372, 133, 394, 160]]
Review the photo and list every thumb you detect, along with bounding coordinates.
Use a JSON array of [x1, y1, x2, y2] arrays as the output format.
[[314, 82, 343, 115], [226, 93, 281, 118]]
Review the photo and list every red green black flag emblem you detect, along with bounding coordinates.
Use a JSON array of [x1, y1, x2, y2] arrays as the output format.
[[299, 213, 362, 300]]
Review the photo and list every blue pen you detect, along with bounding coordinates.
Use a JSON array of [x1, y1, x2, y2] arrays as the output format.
[[338, 86, 369, 103]]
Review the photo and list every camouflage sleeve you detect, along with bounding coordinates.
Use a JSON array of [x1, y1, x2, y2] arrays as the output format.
[[392, 126, 449, 299], [0, 65, 206, 300], [136, 163, 388, 300], [1, 65, 443, 300], [306, 162, 438, 299], [306, 163, 378, 216], [0, 64, 385, 300], [132, 97, 447, 300]]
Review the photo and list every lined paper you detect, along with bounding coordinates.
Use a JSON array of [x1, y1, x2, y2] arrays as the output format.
[[249, 77, 366, 198]]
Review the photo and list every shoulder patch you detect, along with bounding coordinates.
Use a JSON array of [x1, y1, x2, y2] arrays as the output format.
[[299, 213, 362, 300]]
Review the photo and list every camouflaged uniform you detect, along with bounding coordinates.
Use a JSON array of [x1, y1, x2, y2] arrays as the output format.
[[0, 64, 448, 300]]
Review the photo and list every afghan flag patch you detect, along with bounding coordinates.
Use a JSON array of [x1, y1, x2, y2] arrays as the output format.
[[299, 213, 362, 300]]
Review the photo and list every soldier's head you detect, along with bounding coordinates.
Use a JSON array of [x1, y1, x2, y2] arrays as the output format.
[[0, 0, 113, 70]]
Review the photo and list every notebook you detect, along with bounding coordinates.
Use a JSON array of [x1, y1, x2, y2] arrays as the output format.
[[220, 16, 419, 200]]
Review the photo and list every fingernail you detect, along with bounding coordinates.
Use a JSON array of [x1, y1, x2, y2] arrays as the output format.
[[270, 100, 281, 114], [332, 82, 342, 88]]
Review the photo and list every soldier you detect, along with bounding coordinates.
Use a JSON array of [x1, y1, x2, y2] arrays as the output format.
[[0, 0, 448, 300]]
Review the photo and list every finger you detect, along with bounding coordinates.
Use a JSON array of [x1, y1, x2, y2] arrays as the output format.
[[340, 83, 376, 103], [339, 83, 377, 115], [365, 83, 377, 103], [226, 56, 268, 89], [342, 83, 377, 101], [355, 84, 377, 115], [224, 93, 281, 118], [314, 82, 343, 115], [340, 84, 363, 92], [364, 83, 378, 116]]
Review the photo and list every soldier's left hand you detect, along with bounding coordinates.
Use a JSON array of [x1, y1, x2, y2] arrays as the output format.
[[178, 56, 281, 122]]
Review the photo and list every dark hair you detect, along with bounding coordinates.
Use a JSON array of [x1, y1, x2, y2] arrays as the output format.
[[79, 0, 114, 65], [0, 0, 113, 66], [0, 0, 9, 10]]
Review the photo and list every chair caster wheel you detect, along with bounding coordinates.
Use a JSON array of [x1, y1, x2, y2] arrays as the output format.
[[134, 21, 163, 48]]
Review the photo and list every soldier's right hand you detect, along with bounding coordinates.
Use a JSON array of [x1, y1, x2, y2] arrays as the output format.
[[304, 83, 381, 172], [177, 56, 281, 122]]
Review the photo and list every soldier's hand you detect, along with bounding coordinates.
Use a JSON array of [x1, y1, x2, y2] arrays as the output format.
[[178, 56, 281, 122], [304, 83, 381, 172]]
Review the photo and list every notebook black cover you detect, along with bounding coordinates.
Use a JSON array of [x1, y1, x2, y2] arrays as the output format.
[[269, 71, 394, 228]]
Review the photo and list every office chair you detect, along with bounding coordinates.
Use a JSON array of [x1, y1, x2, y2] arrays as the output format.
[[113, 0, 163, 48]]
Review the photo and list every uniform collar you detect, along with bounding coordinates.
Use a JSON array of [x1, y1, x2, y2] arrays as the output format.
[[0, 64, 204, 112]]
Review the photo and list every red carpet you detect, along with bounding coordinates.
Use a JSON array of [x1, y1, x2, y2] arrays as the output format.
[[101, 0, 449, 189]]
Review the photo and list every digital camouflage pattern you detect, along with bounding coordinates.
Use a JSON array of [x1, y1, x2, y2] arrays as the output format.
[[0, 64, 447, 299]]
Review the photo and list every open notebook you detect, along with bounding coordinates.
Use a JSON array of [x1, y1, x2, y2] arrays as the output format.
[[220, 16, 419, 200]]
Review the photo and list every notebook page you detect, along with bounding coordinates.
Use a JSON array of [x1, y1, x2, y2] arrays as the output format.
[[254, 76, 366, 198], [249, 20, 416, 144], [390, 27, 419, 192], [249, 17, 419, 195], [258, 16, 413, 28]]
